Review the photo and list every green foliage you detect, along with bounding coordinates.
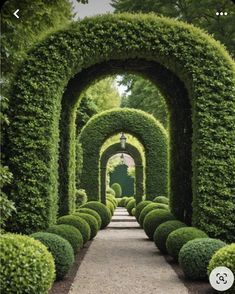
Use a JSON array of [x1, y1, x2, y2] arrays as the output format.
[[57, 215, 91, 244], [135, 201, 152, 223], [179, 238, 226, 280], [111, 183, 122, 198], [125, 196, 135, 207], [84, 77, 121, 112], [76, 213, 99, 239], [75, 95, 98, 135], [106, 194, 117, 208], [101, 142, 143, 203], [131, 207, 136, 216], [120, 75, 169, 129], [139, 203, 169, 227], [153, 220, 187, 253], [106, 200, 115, 215], [126, 199, 136, 215], [46, 224, 83, 254], [31, 232, 74, 280], [0, 166, 15, 229], [208, 244, 235, 294], [7, 14, 235, 242], [143, 209, 176, 240], [106, 187, 116, 196], [111, 0, 235, 56], [0, 234, 55, 294], [80, 108, 168, 203], [118, 197, 128, 207], [153, 196, 169, 205], [81, 202, 111, 229], [75, 189, 87, 207], [75, 208, 102, 229], [110, 164, 134, 196], [166, 227, 208, 261]]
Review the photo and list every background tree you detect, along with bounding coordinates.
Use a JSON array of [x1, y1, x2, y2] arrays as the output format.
[[111, 0, 235, 55], [120, 75, 168, 129]]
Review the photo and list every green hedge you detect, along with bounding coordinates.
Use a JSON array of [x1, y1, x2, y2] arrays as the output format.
[[0, 234, 55, 294], [75, 208, 102, 229], [153, 220, 187, 253], [7, 14, 235, 242], [80, 108, 168, 203], [166, 227, 208, 261], [57, 215, 91, 244], [47, 224, 83, 254], [31, 232, 74, 280], [81, 201, 111, 229], [143, 209, 176, 240], [179, 238, 226, 280], [101, 142, 144, 204]]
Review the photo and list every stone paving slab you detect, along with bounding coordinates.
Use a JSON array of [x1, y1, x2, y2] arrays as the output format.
[[111, 215, 136, 221], [69, 208, 188, 294], [108, 221, 140, 228]]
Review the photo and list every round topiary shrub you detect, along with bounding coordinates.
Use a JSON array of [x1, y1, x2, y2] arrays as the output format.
[[111, 183, 122, 198], [81, 201, 111, 229], [143, 209, 176, 240], [135, 200, 152, 223], [166, 227, 208, 261], [0, 234, 55, 294], [118, 197, 128, 207], [107, 194, 118, 206], [153, 196, 169, 205], [106, 200, 115, 215], [139, 203, 169, 227], [126, 199, 136, 215], [179, 238, 226, 280], [154, 220, 187, 253], [77, 213, 99, 239], [31, 232, 74, 280], [125, 196, 134, 207], [106, 187, 115, 196], [57, 215, 91, 244], [47, 224, 83, 254], [208, 243, 235, 293], [75, 208, 102, 229], [131, 207, 136, 216]]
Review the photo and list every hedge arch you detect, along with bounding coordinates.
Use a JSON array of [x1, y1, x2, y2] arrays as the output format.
[[80, 108, 168, 202], [100, 142, 144, 204], [7, 14, 235, 241]]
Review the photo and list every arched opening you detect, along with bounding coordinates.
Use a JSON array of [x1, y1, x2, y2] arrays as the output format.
[[7, 15, 234, 242], [100, 142, 144, 204]]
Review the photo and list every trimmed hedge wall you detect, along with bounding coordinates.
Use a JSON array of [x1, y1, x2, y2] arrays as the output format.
[[80, 108, 168, 203], [7, 14, 235, 242], [101, 142, 144, 204]]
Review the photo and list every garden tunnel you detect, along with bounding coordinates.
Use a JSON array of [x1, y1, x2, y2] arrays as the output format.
[[7, 14, 235, 242], [79, 108, 168, 203], [100, 142, 144, 205]]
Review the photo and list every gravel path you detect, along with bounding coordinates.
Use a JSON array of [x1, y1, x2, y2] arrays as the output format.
[[69, 207, 189, 294]]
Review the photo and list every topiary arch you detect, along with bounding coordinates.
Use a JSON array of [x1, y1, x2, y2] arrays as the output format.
[[7, 14, 235, 242], [100, 142, 144, 204], [80, 108, 168, 203]]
